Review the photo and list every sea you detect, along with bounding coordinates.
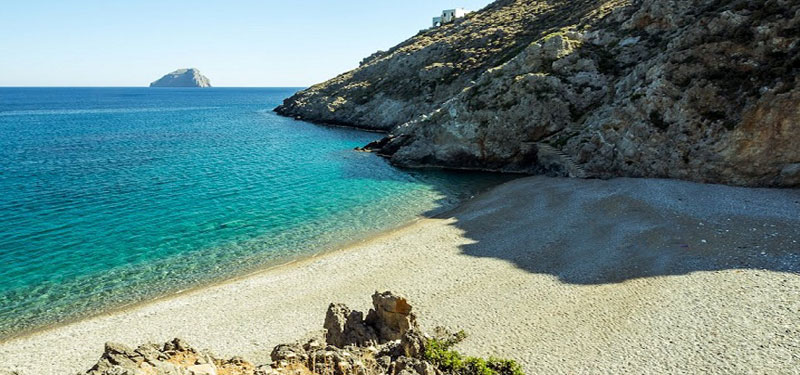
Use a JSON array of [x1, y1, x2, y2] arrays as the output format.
[[0, 87, 510, 339]]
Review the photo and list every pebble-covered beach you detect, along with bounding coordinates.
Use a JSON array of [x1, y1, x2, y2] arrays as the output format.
[[1, 176, 798, 374]]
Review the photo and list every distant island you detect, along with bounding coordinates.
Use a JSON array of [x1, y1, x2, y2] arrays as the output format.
[[149, 68, 211, 88]]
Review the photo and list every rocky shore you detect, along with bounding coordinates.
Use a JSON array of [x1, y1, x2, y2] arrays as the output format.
[[79, 292, 519, 375], [276, 0, 799, 187]]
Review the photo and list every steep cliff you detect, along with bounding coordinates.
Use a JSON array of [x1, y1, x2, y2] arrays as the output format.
[[276, 0, 800, 187], [150, 68, 211, 88]]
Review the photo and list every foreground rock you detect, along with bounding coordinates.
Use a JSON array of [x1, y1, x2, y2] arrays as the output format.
[[276, 0, 799, 187], [324, 291, 419, 347], [81, 292, 521, 375], [83, 338, 254, 375], [150, 68, 212, 88]]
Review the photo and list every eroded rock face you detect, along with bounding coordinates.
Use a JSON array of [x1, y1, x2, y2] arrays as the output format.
[[84, 338, 255, 375], [366, 291, 418, 343], [324, 291, 419, 347], [276, 0, 800, 187], [274, 0, 575, 130], [81, 292, 440, 375], [324, 303, 379, 347], [264, 292, 431, 375]]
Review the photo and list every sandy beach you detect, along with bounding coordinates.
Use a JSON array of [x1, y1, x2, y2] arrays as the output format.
[[1, 176, 798, 375]]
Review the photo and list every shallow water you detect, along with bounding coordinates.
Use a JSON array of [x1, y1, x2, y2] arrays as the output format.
[[0, 87, 509, 338]]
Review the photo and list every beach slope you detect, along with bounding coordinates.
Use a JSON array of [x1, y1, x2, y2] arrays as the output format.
[[1, 176, 798, 374]]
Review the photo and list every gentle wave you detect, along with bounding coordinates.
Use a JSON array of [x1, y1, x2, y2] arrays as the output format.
[[0, 87, 510, 339], [0, 106, 221, 117]]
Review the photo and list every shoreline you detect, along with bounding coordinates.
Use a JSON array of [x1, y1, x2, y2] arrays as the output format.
[[0, 176, 498, 344], [0, 211, 437, 345], [1, 176, 798, 375]]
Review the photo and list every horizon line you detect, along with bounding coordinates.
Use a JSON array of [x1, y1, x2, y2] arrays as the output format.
[[0, 86, 308, 88]]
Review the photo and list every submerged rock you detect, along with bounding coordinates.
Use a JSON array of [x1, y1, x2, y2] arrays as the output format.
[[150, 68, 211, 88], [276, 0, 800, 187]]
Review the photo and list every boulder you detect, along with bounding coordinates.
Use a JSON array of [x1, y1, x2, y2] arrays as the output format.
[[324, 303, 379, 347], [324, 291, 418, 348], [366, 291, 418, 342], [84, 338, 252, 375]]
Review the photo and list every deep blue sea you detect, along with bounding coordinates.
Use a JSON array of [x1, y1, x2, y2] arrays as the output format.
[[0, 87, 508, 339]]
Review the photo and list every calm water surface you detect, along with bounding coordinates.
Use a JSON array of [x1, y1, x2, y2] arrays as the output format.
[[0, 88, 510, 338]]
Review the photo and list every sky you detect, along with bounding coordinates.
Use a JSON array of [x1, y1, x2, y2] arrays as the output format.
[[0, 1, 493, 87]]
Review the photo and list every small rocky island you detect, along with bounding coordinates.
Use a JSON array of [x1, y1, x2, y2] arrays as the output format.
[[150, 68, 211, 88]]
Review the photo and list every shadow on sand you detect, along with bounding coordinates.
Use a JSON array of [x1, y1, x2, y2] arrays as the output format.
[[426, 176, 800, 285]]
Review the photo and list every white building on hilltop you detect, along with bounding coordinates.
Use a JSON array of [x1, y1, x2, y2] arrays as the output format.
[[432, 8, 470, 27]]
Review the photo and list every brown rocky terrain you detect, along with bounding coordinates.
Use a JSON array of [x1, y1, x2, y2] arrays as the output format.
[[275, 0, 800, 187], [78, 292, 521, 375]]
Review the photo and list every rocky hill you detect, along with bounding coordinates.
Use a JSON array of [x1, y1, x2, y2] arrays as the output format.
[[275, 0, 799, 187], [150, 68, 211, 88]]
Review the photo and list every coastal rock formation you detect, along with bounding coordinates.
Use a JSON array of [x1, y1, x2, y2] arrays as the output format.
[[324, 291, 419, 347], [275, 0, 800, 187], [150, 68, 211, 88], [81, 292, 521, 375], [263, 292, 517, 375], [83, 338, 255, 375]]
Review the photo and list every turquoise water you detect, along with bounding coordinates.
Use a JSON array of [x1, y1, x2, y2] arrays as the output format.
[[0, 88, 509, 339]]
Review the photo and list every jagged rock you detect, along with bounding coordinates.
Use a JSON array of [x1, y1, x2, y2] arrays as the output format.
[[365, 291, 418, 342], [163, 338, 195, 353], [270, 343, 309, 365], [84, 338, 253, 375], [276, 0, 800, 187], [324, 291, 418, 348], [268, 340, 383, 375], [324, 303, 379, 347], [261, 292, 448, 375], [389, 357, 439, 375], [84, 292, 515, 375], [87, 343, 138, 373], [400, 330, 427, 358], [150, 68, 211, 88]]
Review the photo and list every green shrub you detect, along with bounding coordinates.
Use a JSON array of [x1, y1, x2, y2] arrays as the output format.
[[422, 332, 524, 375]]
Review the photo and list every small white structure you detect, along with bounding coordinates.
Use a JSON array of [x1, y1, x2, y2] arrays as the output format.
[[432, 8, 470, 27]]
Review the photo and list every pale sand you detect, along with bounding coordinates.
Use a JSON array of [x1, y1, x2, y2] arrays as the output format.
[[1, 177, 799, 375]]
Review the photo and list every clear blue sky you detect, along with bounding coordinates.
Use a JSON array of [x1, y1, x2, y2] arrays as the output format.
[[0, 1, 493, 87]]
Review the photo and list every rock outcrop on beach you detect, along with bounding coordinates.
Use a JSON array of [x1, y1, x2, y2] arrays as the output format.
[[83, 338, 255, 375], [150, 68, 211, 88], [275, 0, 800, 187], [81, 292, 522, 375]]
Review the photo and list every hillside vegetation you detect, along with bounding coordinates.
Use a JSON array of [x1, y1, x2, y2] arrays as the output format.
[[276, 0, 799, 187]]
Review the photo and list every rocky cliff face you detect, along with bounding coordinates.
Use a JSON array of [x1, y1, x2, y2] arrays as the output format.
[[276, 0, 800, 187], [150, 68, 212, 88]]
